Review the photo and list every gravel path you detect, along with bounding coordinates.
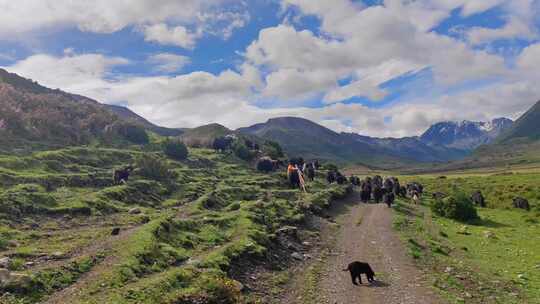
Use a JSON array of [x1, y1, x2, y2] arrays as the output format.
[[317, 201, 443, 304]]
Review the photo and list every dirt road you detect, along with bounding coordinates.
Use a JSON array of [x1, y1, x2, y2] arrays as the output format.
[[282, 194, 445, 304], [316, 197, 443, 304]]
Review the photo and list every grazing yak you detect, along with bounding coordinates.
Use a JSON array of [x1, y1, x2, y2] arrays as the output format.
[[373, 175, 383, 188], [327, 171, 336, 184], [391, 178, 401, 197], [513, 197, 530, 211], [336, 172, 347, 185], [113, 166, 133, 185], [349, 175, 360, 186], [383, 191, 395, 207], [406, 182, 424, 197], [471, 190, 486, 207], [343, 261, 375, 285], [360, 180, 372, 203], [383, 178, 395, 198], [256, 157, 279, 173], [372, 184, 383, 204], [213, 135, 235, 152], [398, 186, 407, 198], [306, 163, 316, 181]]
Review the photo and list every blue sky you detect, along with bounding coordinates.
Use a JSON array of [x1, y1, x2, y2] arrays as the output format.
[[1, 0, 539, 137]]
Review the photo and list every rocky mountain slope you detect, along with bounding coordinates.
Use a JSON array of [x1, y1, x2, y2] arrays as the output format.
[[238, 117, 407, 166], [105, 104, 184, 137], [0, 68, 179, 151], [420, 118, 513, 150], [239, 117, 467, 164]]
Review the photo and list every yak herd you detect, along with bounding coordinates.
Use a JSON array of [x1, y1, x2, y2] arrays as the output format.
[[111, 134, 531, 212], [336, 174, 424, 208], [255, 154, 425, 207]]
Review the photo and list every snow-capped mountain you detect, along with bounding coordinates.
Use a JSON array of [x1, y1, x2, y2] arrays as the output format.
[[420, 118, 513, 150]]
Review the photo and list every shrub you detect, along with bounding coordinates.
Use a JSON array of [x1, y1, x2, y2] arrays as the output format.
[[233, 143, 253, 161], [431, 191, 479, 222], [163, 140, 188, 161], [0, 236, 8, 250], [115, 123, 149, 144], [262, 140, 284, 159], [136, 154, 178, 182], [323, 163, 338, 172]]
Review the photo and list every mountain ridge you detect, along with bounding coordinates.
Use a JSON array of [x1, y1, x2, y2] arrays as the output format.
[[420, 117, 513, 150], [237, 116, 512, 164], [0, 68, 529, 167]]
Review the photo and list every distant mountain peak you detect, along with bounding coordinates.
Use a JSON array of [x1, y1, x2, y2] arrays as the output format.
[[420, 118, 513, 150]]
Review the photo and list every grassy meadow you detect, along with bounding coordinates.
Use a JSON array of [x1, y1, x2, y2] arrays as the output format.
[[395, 169, 540, 303], [0, 142, 350, 304]]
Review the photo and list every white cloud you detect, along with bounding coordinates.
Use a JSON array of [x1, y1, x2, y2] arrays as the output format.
[[4, 53, 129, 93], [464, 0, 539, 45], [246, 4, 506, 101], [199, 11, 251, 40], [323, 59, 425, 103], [143, 24, 200, 49], [0, 0, 248, 48], [467, 18, 537, 45], [147, 53, 190, 73]]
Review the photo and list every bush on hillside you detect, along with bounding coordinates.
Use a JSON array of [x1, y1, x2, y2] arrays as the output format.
[[116, 123, 149, 144], [136, 154, 178, 182], [163, 140, 188, 160], [262, 140, 284, 159], [323, 163, 338, 172], [431, 191, 479, 222], [233, 142, 254, 161]]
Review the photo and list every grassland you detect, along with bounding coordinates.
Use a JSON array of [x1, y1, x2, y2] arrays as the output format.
[[395, 170, 540, 303], [0, 143, 350, 304]]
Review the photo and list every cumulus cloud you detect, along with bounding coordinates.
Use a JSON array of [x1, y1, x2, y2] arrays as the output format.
[[247, 3, 506, 102], [143, 24, 200, 49], [0, 0, 248, 48], [147, 53, 190, 73], [5, 53, 129, 93], [467, 18, 537, 45], [465, 0, 539, 45]]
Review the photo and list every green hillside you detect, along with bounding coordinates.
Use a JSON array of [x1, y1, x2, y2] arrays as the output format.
[[497, 100, 540, 143], [179, 123, 233, 147], [0, 144, 350, 304], [0, 69, 177, 151]]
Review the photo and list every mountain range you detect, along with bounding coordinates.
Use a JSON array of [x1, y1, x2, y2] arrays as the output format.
[[1, 68, 539, 168], [238, 116, 513, 164], [420, 118, 513, 150]]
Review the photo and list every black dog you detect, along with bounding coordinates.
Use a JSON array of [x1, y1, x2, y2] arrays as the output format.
[[343, 261, 375, 285]]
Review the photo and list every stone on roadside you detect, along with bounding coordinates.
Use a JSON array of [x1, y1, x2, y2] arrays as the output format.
[[51, 251, 66, 260], [0, 269, 10, 285], [128, 208, 141, 214], [291, 252, 303, 260], [483, 230, 496, 238], [0, 257, 11, 268]]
